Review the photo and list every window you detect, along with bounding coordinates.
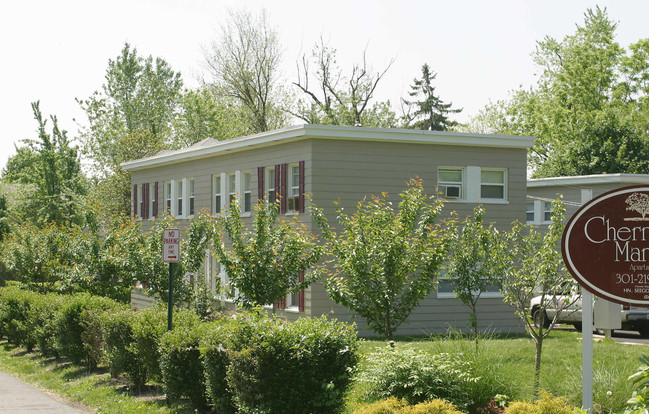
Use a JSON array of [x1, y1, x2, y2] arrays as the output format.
[[149, 184, 156, 218], [188, 178, 195, 216], [165, 181, 172, 214], [288, 164, 300, 211], [480, 169, 506, 200], [438, 168, 463, 199], [266, 168, 276, 204], [176, 180, 184, 216], [212, 175, 222, 214], [243, 171, 251, 213], [543, 201, 552, 222], [526, 201, 535, 223], [228, 173, 236, 207], [436, 274, 502, 299]]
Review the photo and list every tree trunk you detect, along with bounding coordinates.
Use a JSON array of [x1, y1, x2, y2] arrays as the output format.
[[534, 337, 543, 396]]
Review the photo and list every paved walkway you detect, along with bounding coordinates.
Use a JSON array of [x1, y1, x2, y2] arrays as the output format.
[[0, 371, 87, 413]]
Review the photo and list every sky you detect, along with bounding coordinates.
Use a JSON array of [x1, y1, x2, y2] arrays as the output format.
[[2, 0, 649, 172]]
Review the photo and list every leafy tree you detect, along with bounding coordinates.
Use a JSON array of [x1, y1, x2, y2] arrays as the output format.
[[402, 63, 462, 131], [212, 198, 324, 310], [446, 206, 509, 340], [501, 197, 578, 393], [78, 42, 183, 175], [311, 179, 450, 340], [292, 38, 397, 127], [4, 102, 87, 227], [204, 8, 289, 133], [0, 194, 8, 243], [172, 86, 250, 148], [465, 7, 649, 177]]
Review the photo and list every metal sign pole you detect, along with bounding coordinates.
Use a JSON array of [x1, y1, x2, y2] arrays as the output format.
[[582, 289, 593, 412], [168, 262, 173, 331]]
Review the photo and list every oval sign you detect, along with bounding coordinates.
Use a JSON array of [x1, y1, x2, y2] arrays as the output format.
[[563, 185, 649, 305]]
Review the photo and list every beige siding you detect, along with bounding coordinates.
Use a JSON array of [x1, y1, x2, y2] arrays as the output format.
[[308, 138, 527, 335]]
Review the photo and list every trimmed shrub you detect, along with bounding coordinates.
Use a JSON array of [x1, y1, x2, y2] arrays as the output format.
[[0, 287, 41, 349], [358, 345, 504, 413], [505, 391, 584, 414], [352, 397, 465, 414], [102, 308, 145, 386], [130, 305, 168, 383], [202, 313, 280, 413], [31, 292, 66, 356], [159, 309, 206, 410], [54, 293, 124, 368], [225, 315, 360, 414]]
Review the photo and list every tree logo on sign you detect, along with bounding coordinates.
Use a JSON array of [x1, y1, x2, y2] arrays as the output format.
[[625, 193, 649, 221]]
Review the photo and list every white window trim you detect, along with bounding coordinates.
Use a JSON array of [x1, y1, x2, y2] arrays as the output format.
[[242, 170, 252, 217], [148, 183, 156, 220], [187, 178, 195, 218], [266, 167, 276, 204], [436, 275, 503, 299], [136, 184, 143, 220], [212, 174, 222, 215], [478, 168, 508, 203], [438, 167, 465, 201], [526, 199, 552, 225]]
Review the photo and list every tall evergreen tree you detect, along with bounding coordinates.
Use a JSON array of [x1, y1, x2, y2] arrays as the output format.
[[402, 64, 462, 131]]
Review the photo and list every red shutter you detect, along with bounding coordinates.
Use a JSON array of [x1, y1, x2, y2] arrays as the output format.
[[257, 166, 265, 201], [298, 160, 305, 213], [142, 183, 149, 219], [154, 182, 159, 218], [280, 163, 288, 214], [132, 184, 137, 218], [298, 272, 305, 312]]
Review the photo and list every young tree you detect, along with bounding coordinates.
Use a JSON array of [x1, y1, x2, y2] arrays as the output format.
[[204, 8, 289, 133], [501, 197, 578, 393], [212, 198, 324, 310], [446, 206, 509, 340], [402, 63, 462, 131], [292, 38, 397, 127], [311, 179, 450, 340]]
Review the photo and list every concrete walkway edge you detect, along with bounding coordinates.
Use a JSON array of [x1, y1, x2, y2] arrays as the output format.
[[0, 370, 87, 413]]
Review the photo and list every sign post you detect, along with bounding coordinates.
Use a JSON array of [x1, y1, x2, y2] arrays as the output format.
[[163, 229, 180, 331], [562, 186, 649, 412]]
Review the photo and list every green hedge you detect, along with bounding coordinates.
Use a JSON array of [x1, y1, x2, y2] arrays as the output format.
[[225, 315, 360, 414], [54, 292, 125, 368], [158, 309, 205, 409], [352, 397, 465, 414]]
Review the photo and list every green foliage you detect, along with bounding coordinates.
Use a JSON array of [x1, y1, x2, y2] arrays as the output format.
[[466, 7, 649, 177], [101, 309, 145, 386], [3, 101, 88, 227], [402, 63, 462, 131], [201, 313, 280, 413], [54, 293, 125, 368], [312, 178, 450, 340], [78, 42, 183, 176], [213, 198, 323, 309], [352, 397, 464, 414], [446, 207, 508, 338], [1, 221, 74, 292], [159, 312, 207, 410], [129, 305, 168, 383], [624, 355, 649, 414], [358, 344, 504, 413], [505, 391, 584, 414], [205, 9, 289, 133], [224, 315, 360, 414]]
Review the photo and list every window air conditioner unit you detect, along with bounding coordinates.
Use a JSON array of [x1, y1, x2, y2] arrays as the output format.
[[443, 185, 461, 198]]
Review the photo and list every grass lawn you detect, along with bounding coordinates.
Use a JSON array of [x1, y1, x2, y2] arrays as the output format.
[[1, 329, 647, 414]]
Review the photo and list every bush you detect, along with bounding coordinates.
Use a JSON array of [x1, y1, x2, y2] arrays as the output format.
[[31, 292, 66, 356], [353, 397, 465, 414], [505, 391, 584, 414], [201, 313, 280, 413], [357, 344, 505, 413], [225, 315, 360, 414], [101, 308, 146, 386], [0, 287, 40, 350], [159, 309, 206, 410], [130, 305, 169, 383], [54, 293, 124, 368]]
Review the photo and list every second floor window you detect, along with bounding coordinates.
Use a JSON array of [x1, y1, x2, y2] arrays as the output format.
[[288, 164, 300, 211], [438, 168, 463, 199], [189, 178, 195, 216], [212, 175, 222, 214], [243, 171, 251, 213], [176, 180, 184, 216], [165, 181, 172, 214]]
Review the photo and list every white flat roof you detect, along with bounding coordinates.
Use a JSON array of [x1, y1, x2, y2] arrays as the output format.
[[121, 124, 535, 171], [528, 173, 649, 187]]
